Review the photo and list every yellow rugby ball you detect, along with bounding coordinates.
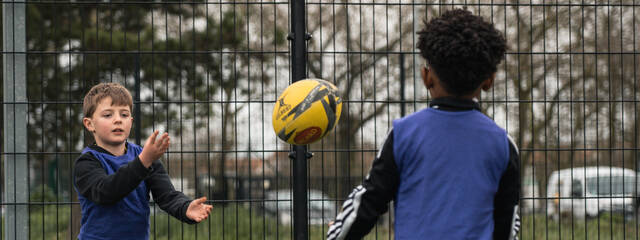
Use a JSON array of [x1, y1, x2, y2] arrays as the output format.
[[272, 79, 342, 145]]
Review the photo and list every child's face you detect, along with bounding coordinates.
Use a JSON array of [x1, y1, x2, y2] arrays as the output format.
[[83, 97, 133, 148]]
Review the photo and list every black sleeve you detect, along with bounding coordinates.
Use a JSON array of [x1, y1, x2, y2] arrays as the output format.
[[327, 130, 399, 240], [74, 153, 152, 205], [493, 137, 521, 240], [146, 161, 197, 224]]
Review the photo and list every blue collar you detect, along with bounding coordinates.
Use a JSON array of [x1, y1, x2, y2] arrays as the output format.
[[88, 142, 129, 156]]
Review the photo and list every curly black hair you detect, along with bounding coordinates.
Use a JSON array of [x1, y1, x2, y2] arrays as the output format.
[[417, 9, 506, 96]]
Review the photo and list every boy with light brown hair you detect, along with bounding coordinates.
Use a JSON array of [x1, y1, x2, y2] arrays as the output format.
[[74, 82, 212, 239]]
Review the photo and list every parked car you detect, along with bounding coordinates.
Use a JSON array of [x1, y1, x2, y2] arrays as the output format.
[[263, 189, 336, 225], [196, 174, 272, 202], [547, 166, 637, 220]]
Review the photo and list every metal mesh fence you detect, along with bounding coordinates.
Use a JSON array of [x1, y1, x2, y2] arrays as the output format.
[[2, 1, 639, 239]]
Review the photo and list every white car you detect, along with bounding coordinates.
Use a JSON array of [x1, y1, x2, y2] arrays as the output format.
[[547, 166, 637, 220], [263, 189, 336, 225]]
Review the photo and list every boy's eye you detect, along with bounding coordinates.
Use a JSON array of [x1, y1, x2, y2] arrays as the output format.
[[121, 113, 130, 118], [103, 114, 111, 118]]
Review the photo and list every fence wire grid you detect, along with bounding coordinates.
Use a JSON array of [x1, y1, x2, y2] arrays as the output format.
[[2, 0, 640, 239]]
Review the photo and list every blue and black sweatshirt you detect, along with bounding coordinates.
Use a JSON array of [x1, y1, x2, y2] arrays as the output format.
[[326, 97, 521, 240], [74, 142, 196, 240]]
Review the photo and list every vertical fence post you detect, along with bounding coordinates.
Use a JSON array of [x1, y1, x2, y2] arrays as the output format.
[[135, 54, 141, 145], [289, 0, 310, 239], [399, 53, 406, 117], [3, 0, 29, 239]]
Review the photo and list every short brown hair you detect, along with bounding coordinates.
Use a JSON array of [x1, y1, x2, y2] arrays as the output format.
[[83, 82, 133, 118]]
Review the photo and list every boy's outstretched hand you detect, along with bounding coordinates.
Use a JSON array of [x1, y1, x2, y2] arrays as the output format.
[[187, 197, 213, 223], [139, 130, 170, 168]]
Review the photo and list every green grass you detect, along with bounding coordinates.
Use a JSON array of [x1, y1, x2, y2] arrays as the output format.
[[28, 204, 72, 239], [148, 203, 391, 240], [520, 213, 639, 240], [149, 203, 293, 239], [24, 204, 640, 239], [19, 203, 391, 239]]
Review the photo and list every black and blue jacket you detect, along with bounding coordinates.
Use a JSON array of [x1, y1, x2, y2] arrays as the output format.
[[327, 97, 521, 240], [74, 142, 196, 240]]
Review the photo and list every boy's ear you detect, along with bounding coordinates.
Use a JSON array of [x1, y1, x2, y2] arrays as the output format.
[[481, 73, 496, 91], [83, 117, 95, 133], [421, 66, 433, 89]]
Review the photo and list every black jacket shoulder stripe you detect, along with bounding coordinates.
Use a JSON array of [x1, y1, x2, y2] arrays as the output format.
[[507, 134, 519, 155], [376, 128, 393, 159], [366, 129, 393, 181]]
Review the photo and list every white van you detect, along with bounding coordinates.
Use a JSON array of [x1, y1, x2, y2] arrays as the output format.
[[547, 166, 637, 219]]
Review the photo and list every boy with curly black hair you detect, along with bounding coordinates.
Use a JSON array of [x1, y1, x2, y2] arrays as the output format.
[[326, 9, 520, 240]]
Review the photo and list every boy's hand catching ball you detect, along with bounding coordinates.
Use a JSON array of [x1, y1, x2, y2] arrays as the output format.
[[139, 130, 170, 168], [187, 197, 213, 222]]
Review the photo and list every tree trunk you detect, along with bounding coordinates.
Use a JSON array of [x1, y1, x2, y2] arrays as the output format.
[[218, 97, 233, 202], [336, 112, 356, 198]]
